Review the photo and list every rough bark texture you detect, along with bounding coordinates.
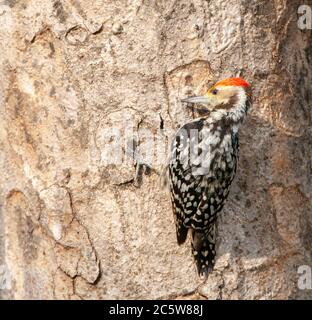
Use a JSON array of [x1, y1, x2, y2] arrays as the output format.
[[0, 0, 311, 299]]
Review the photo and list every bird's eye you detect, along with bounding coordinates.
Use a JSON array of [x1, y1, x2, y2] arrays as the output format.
[[212, 89, 218, 95]]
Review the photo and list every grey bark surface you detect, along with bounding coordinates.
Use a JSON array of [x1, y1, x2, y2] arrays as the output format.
[[0, 0, 311, 299]]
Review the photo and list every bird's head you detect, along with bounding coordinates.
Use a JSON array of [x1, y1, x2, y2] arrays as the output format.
[[182, 77, 252, 121]]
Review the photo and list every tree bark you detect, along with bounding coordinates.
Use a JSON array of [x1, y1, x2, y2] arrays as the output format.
[[0, 0, 311, 299]]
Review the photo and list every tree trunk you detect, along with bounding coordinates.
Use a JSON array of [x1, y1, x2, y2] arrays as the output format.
[[0, 0, 311, 299]]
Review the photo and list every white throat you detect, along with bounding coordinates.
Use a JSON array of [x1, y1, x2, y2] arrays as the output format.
[[228, 88, 248, 124]]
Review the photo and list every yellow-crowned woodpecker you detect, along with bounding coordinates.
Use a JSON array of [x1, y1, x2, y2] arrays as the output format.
[[166, 77, 252, 277]]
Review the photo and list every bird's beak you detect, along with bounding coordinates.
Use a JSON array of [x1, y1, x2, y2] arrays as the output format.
[[181, 96, 209, 104]]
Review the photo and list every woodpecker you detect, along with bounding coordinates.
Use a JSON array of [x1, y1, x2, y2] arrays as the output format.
[[166, 77, 252, 277]]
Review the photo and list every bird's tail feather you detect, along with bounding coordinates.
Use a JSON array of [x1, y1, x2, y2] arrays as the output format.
[[176, 222, 188, 245], [191, 224, 216, 278]]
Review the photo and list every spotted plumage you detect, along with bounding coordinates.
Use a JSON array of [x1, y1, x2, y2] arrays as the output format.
[[166, 78, 252, 277]]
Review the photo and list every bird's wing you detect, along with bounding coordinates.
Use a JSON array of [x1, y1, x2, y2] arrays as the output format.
[[168, 120, 214, 239]]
